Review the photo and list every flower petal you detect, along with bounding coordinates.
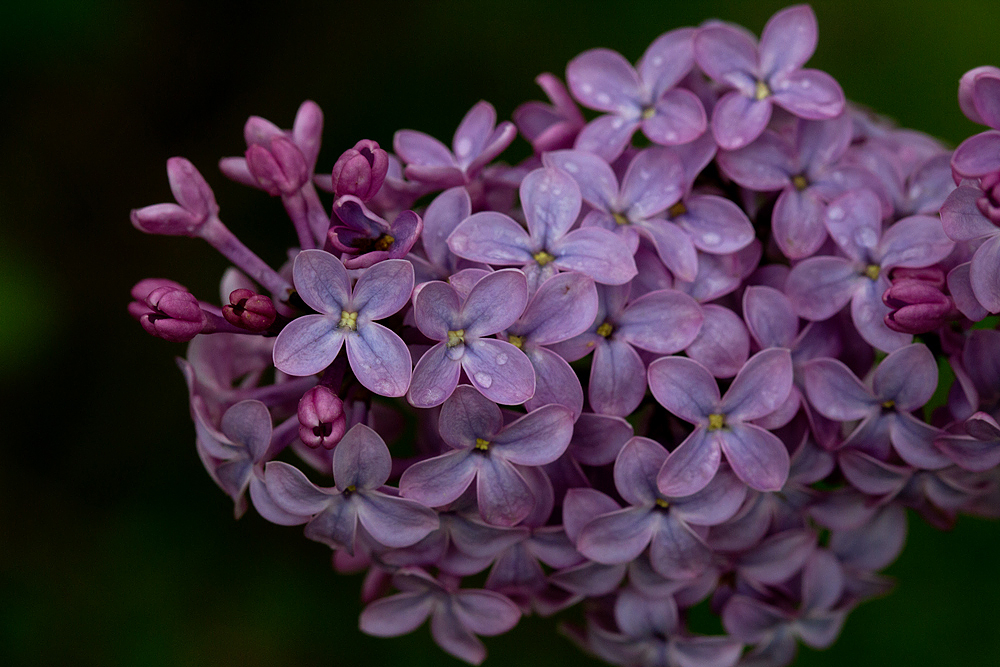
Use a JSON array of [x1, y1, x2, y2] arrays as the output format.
[[462, 339, 536, 406], [346, 323, 412, 397]]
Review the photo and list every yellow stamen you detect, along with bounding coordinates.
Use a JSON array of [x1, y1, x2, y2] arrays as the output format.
[[613, 212, 630, 226], [667, 202, 687, 218], [344, 485, 357, 494], [507, 334, 524, 349], [533, 250, 556, 266], [447, 329, 465, 348], [864, 264, 881, 280], [754, 80, 771, 101], [374, 234, 395, 251], [655, 498, 670, 509], [642, 106, 656, 120], [792, 175, 809, 191], [596, 322, 614, 338], [707, 413, 725, 431], [882, 400, 895, 410], [475, 438, 490, 451], [338, 311, 358, 331]]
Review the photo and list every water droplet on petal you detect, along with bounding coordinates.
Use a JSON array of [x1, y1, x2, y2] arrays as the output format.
[[651, 56, 663, 66], [702, 232, 721, 246], [563, 161, 579, 173], [497, 353, 508, 365], [474, 372, 493, 388], [828, 207, 844, 221], [455, 137, 473, 158], [581, 83, 594, 94], [597, 93, 611, 105]]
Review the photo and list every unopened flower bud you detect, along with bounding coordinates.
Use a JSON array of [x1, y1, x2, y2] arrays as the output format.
[[331, 140, 389, 201], [245, 137, 309, 196], [222, 288, 277, 332], [976, 170, 1000, 223], [140, 286, 207, 342], [131, 158, 219, 236], [883, 277, 956, 334], [298, 386, 347, 449], [128, 278, 188, 319]]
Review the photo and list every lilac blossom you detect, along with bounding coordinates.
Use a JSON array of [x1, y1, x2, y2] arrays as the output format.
[[939, 175, 1000, 312], [577, 437, 747, 579], [881, 267, 958, 333], [264, 424, 439, 553], [408, 186, 481, 284], [513, 73, 586, 153], [222, 288, 277, 332], [785, 189, 954, 351], [552, 283, 704, 417], [328, 195, 423, 269], [359, 568, 520, 665], [803, 343, 951, 469], [272, 250, 414, 396], [716, 114, 882, 258], [567, 28, 707, 161], [650, 348, 794, 494], [297, 385, 346, 450], [936, 412, 1000, 472], [952, 66, 1000, 180], [407, 269, 534, 407], [394, 101, 516, 189], [447, 167, 637, 293], [694, 5, 844, 150], [330, 139, 389, 201], [400, 385, 573, 526]]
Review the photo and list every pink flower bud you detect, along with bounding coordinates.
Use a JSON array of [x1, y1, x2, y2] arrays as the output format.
[[883, 278, 956, 334], [245, 137, 309, 196], [297, 386, 347, 449], [139, 286, 207, 342], [976, 170, 1000, 224], [130, 158, 219, 237], [331, 140, 389, 201], [222, 288, 277, 332]]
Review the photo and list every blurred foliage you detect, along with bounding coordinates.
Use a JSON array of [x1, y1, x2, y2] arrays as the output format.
[[1, 1, 999, 666]]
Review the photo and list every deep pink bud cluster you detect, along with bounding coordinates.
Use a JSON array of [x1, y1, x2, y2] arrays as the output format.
[[129, 5, 1000, 666]]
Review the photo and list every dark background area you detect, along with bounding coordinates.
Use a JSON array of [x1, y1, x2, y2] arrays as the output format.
[[1, 1, 998, 665]]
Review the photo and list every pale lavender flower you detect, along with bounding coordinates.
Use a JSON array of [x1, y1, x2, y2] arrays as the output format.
[[399, 385, 573, 526], [785, 189, 954, 351], [408, 186, 477, 283], [952, 66, 1000, 180], [328, 195, 423, 269], [803, 343, 951, 468], [264, 424, 439, 553], [447, 167, 638, 293], [407, 269, 534, 407], [359, 568, 521, 665], [567, 28, 707, 161], [394, 101, 516, 189], [577, 437, 746, 579], [551, 488, 628, 597], [936, 412, 1000, 473], [272, 250, 414, 397], [694, 5, 844, 150], [650, 348, 794, 495], [939, 174, 1000, 312], [513, 73, 586, 153], [552, 282, 703, 417]]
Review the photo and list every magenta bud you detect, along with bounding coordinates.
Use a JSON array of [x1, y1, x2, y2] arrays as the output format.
[[330, 140, 389, 201], [245, 137, 309, 196], [297, 386, 347, 449], [883, 279, 956, 334], [976, 170, 1000, 224], [129, 278, 188, 320], [139, 286, 207, 342], [131, 158, 218, 237], [222, 288, 277, 332], [888, 266, 946, 290]]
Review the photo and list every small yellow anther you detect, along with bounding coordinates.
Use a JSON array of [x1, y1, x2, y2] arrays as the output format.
[[882, 400, 895, 410], [374, 234, 395, 251], [447, 329, 465, 347], [755, 80, 771, 101], [792, 175, 809, 191], [613, 212, 630, 226], [667, 202, 687, 218], [655, 498, 670, 509], [596, 322, 614, 338], [864, 264, 881, 281], [338, 310, 359, 331], [508, 334, 524, 349], [707, 413, 725, 431], [533, 250, 556, 266], [475, 438, 490, 451], [642, 106, 657, 120]]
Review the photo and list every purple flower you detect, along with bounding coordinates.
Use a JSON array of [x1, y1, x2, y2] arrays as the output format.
[[785, 189, 954, 352], [408, 186, 476, 283], [328, 195, 423, 270], [502, 272, 599, 417], [650, 348, 794, 495], [297, 385, 346, 450], [552, 282, 704, 417], [716, 114, 884, 258], [264, 424, 439, 553], [407, 269, 535, 407], [882, 267, 958, 334], [359, 568, 521, 665], [399, 385, 573, 526], [222, 288, 277, 332], [577, 437, 746, 578], [330, 139, 389, 201], [936, 412, 1000, 472], [272, 250, 414, 397], [803, 343, 951, 469], [939, 175, 1000, 312], [694, 5, 844, 150], [513, 73, 586, 153], [952, 66, 1000, 180], [567, 28, 707, 161], [447, 167, 638, 293], [394, 101, 516, 189]]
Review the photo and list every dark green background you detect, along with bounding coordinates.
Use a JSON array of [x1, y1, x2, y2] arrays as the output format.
[[1, 1, 998, 665]]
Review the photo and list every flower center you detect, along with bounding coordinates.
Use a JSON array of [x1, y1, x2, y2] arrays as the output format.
[[596, 322, 614, 338], [447, 329, 465, 347], [667, 202, 687, 218], [707, 413, 726, 431], [474, 437, 490, 451], [792, 174, 809, 191], [338, 310, 358, 331], [654, 498, 670, 509], [507, 334, 524, 349], [343, 484, 357, 496], [754, 80, 771, 101], [613, 212, 630, 226], [864, 264, 881, 280], [374, 233, 395, 251], [533, 250, 556, 266], [882, 400, 896, 411], [642, 106, 656, 120]]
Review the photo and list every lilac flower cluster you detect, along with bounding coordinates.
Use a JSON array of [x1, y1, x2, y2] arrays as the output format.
[[129, 5, 1000, 665]]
